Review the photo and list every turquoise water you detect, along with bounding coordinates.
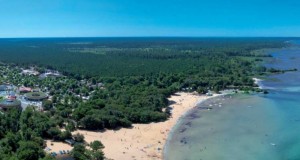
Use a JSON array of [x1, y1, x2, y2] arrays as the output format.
[[164, 41, 300, 160]]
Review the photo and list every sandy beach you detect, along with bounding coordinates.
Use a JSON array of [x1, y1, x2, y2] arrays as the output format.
[[46, 92, 220, 160], [75, 92, 220, 160]]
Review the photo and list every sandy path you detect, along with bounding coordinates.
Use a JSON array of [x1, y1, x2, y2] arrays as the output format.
[[72, 92, 218, 160]]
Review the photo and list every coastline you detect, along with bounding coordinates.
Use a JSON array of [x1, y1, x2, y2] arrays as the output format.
[[162, 92, 228, 160], [72, 92, 223, 160], [45, 92, 226, 160]]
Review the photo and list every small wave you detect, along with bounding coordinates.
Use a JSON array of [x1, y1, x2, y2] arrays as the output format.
[[253, 78, 276, 90], [280, 86, 300, 92], [259, 85, 276, 90]]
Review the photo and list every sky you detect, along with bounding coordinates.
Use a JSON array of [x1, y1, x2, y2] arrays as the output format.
[[1, 0, 300, 37]]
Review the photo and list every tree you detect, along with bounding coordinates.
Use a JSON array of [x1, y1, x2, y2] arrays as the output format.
[[66, 122, 76, 132], [59, 130, 72, 140], [1, 132, 21, 152], [90, 140, 104, 151], [79, 115, 103, 130], [90, 150, 104, 160], [73, 133, 85, 143], [197, 87, 207, 94], [16, 141, 43, 160], [40, 155, 56, 160], [71, 144, 89, 160], [42, 100, 53, 111], [46, 127, 61, 140]]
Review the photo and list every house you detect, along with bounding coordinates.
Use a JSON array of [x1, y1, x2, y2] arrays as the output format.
[[7, 91, 17, 100], [21, 69, 40, 76], [19, 87, 33, 93]]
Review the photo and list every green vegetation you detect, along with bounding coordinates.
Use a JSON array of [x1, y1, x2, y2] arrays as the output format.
[[0, 38, 286, 76], [268, 67, 298, 73], [71, 143, 104, 160], [0, 38, 290, 159], [0, 107, 49, 159]]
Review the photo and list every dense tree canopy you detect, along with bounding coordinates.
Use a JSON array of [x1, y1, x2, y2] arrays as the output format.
[[0, 38, 290, 159]]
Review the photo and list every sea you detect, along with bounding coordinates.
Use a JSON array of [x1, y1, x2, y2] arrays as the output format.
[[164, 40, 300, 160]]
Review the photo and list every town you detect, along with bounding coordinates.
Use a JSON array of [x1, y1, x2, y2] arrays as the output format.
[[0, 63, 105, 159]]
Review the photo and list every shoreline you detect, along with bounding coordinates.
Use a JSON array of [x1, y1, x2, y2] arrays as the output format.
[[162, 92, 227, 160], [76, 92, 222, 160], [45, 92, 227, 160]]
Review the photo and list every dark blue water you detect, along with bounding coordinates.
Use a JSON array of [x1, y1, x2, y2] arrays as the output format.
[[165, 40, 300, 160]]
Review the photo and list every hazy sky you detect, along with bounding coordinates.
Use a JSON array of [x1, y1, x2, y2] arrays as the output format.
[[1, 0, 300, 37]]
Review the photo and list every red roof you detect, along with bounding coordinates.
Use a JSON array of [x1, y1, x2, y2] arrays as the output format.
[[19, 87, 32, 92]]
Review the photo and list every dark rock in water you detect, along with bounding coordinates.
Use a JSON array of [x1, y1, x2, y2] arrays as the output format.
[[187, 112, 201, 120], [263, 90, 269, 94], [180, 128, 187, 133], [185, 121, 192, 127], [180, 137, 188, 144], [198, 107, 213, 110]]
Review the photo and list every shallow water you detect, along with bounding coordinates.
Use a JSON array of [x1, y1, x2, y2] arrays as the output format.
[[164, 40, 300, 160]]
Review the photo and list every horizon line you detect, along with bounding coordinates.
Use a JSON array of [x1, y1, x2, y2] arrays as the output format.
[[0, 36, 300, 39]]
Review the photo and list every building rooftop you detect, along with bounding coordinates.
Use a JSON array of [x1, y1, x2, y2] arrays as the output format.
[[0, 85, 8, 91], [24, 92, 48, 101], [0, 99, 21, 109]]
